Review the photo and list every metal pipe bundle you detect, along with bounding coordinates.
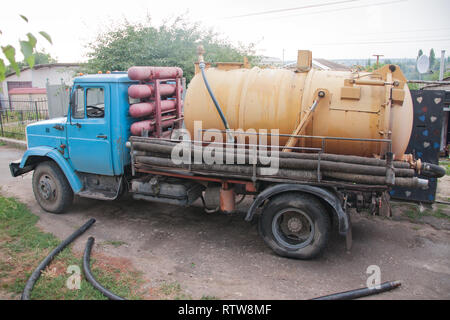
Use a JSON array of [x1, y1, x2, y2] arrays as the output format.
[[130, 139, 428, 189], [130, 141, 415, 177]]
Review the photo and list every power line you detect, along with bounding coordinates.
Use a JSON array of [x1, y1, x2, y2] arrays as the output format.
[[225, 0, 360, 19], [314, 38, 450, 45], [354, 26, 450, 36], [259, 0, 408, 21]]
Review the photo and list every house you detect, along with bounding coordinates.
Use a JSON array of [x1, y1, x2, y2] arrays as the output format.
[[1, 63, 80, 101]]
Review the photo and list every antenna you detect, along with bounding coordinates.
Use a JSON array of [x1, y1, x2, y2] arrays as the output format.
[[373, 54, 384, 68], [417, 55, 430, 74]]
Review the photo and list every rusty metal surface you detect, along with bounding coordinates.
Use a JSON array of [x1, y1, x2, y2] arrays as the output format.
[[184, 65, 413, 160]]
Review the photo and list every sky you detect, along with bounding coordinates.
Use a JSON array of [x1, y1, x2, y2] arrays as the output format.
[[0, 0, 449, 63]]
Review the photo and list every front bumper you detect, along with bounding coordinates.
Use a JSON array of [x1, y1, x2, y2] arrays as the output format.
[[9, 160, 33, 177]]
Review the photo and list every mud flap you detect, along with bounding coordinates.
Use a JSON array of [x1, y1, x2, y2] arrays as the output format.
[[346, 212, 353, 252]]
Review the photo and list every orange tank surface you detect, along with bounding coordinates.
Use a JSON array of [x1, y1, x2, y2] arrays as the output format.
[[184, 63, 413, 160]]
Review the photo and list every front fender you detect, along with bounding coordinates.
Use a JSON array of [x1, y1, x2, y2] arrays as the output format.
[[17, 146, 83, 193], [246, 184, 349, 236]]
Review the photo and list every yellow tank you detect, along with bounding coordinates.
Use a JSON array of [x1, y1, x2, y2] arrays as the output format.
[[184, 57, 413, 160]]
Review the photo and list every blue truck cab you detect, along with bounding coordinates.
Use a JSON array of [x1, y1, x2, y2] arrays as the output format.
[[10, 73, 140, 211]]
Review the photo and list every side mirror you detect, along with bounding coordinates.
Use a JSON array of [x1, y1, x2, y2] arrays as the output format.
[[69, 89, 76, 112]]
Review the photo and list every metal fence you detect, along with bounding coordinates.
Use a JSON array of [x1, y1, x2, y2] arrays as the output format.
[[0, 99, 49, 140]]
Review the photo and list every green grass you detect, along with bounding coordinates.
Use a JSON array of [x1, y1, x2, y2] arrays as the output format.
[[397, 202, 450, 222], [159, 281, 182, 296], [101, 240, 127, 248], [0, 196, 144, 300], [440, 161, 450, 176], [0, 126, 26, 140]]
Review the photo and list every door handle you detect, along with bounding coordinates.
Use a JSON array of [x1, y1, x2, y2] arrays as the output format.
[[53, 125, 64, 131], [97, 135, 108, 139]]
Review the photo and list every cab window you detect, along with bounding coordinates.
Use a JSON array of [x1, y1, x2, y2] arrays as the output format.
[[73, 87, 85, 119], [86, 88, 105, 118]]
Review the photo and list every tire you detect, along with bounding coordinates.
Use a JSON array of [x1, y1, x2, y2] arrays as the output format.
[[258, 192, 331, 260], [32, 161, 74, 214]]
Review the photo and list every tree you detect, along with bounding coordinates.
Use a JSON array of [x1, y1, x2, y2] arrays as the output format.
[[417, 49, 423, 59], [0, 14, 52, 83], [5, 50, 57, 75], [34, 50, 57, 65], [429, 48, 436, 70], [84, 16, 259, 83]]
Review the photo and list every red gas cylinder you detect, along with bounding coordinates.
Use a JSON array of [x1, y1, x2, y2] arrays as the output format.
[[128, 84, 178, 99], [128, 85, 153, 99], [129, 100, 177, 118], [130, 117, 177, 136], [130, 120, 155, 135], [128, 66, 183, 81]]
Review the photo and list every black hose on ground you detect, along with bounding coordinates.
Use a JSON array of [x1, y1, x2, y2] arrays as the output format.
[[311, 280, 401, 300], [82, 237, 126, 300], [21, 218, 96, 300]]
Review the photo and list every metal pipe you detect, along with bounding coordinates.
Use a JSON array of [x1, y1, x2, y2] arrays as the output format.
[[134, 155, 423, 188], [324, 171, 426, 188], [129, 136, 399, 165], [130, 136, 322, 152], [21, 218, 96, 300], [131, 142, 415, 177], [407, 80, 450, 85], [199, 128, 393, 143], [83, 237, 126, 300], [311, 280, 401, 300]]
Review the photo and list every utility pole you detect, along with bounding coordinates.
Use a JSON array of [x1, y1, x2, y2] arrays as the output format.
[[439, 50, 446, 81], [373, 54, 384, 68]]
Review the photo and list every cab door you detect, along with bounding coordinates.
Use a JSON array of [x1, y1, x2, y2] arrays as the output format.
[[67, 85, 114, 175]]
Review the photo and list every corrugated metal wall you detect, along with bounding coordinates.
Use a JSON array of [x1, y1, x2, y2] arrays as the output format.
[[46, 82, 70, 118]]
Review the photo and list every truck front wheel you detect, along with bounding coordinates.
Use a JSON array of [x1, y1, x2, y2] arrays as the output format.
[[258, 192, 331, 259], [32, 161, 74, 214]]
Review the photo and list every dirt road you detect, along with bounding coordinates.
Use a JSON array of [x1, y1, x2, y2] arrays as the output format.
[[1, 145, 449, 299]]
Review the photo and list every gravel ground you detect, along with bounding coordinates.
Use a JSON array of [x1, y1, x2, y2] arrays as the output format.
[[0, 145, 449, 300]]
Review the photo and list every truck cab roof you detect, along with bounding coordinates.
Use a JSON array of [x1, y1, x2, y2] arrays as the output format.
[[74, 73, 137, 84]]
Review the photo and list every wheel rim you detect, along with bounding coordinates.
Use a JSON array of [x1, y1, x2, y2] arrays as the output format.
[[38, 174, 57, 203], [272, 208, 315, 250]]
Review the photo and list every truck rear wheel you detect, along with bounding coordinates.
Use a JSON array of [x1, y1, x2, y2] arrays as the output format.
[[32, 161, 74, 214], [258, 192, 330, 259]]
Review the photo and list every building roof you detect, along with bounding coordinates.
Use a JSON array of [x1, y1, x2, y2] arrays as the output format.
[[313, 59, 351, 71], [283, 59, 350, 71], [5, 63, 80, 78], [9, 88, 47, 95]]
